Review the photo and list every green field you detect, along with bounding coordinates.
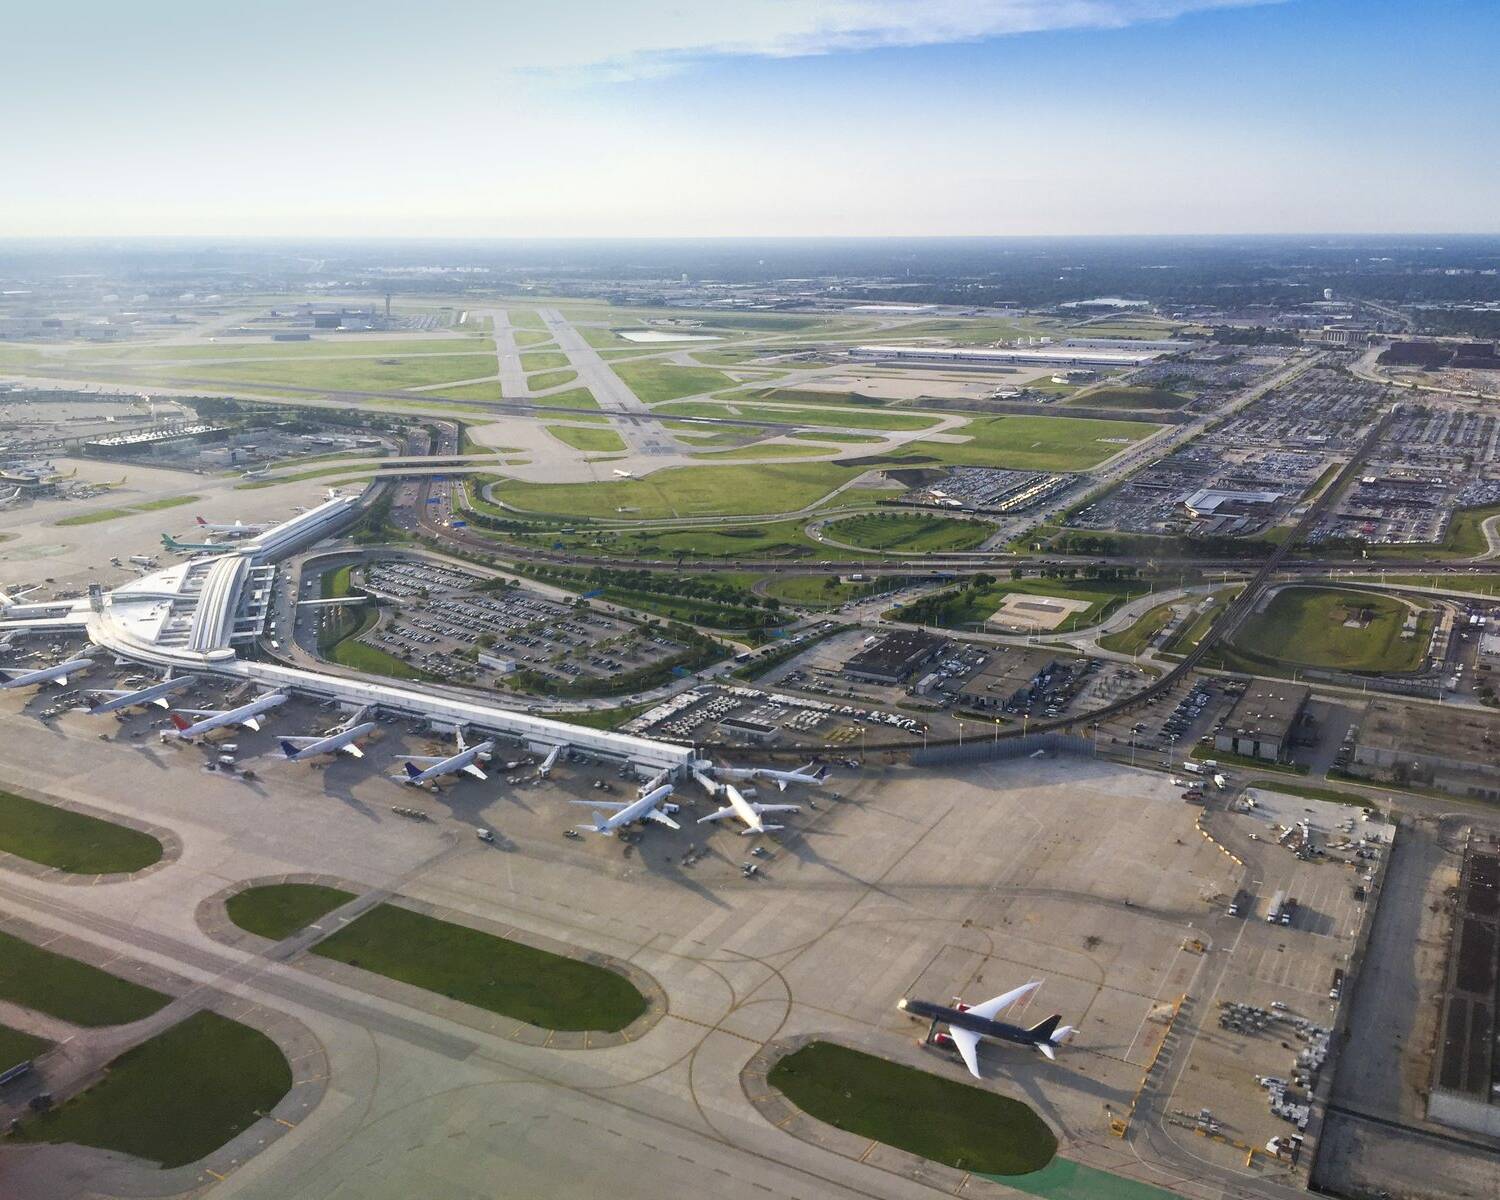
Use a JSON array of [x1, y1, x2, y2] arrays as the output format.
[[1228, 586, 1430, 673], [1097, 601, 1175, 656], [312, 903, 647, 1031], [424, 380, 503, 402], [790, 430, 885, 444], [762, 574, 885, 608], [823, 512, 996, 553], [612, 361, 737, 404], [513, 329, 553, 347], [1068, 386, 1190, 410], [694, 441, 832, 460], [1354, 572, 1500, 597], [0, 1024, 52, 1071], [144, 353, 497, 393], [225, 883, 358, 941], [536, 519, 823, 561], [0, 789, 163, 874], [489, 461, 861, 521], [12, 1011, 292, 1169], [658, 398, 936, 432], [0, 930, 170, 1027], [54, 493, 200, 527], [76, 337, 490, 362], [547, 423, 627, 453], [521, 350, 569, 372], [528, 369, 578, 391], [768, 1042, 1057, 1176], [1162, 587, 1242, 656], [529, 386, 600, 411], [507, 309, 546, 331], [894, 576, 1147, 632], [908, 415, 1160, 471]]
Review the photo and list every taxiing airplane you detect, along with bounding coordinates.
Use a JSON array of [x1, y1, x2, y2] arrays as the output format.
[[83, 674, 197, 715], [572, 784, 680, 836], [393, 727, 494, 786], [0, 657, 95, 691], [163, 692, 287, 740], [276, 706, 377, 762], [897, 980, 1075, 1078], [696, 781, 798, 836]]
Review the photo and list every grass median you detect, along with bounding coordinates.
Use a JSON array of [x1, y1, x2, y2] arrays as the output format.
[[311, 902, 647, 1032], [0, 929, 170, 1027], [0, 788, 163, 874], [226, 883, 358, 941]]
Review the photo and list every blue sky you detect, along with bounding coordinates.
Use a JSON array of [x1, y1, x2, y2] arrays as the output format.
[[6, 0, 1496, 236]]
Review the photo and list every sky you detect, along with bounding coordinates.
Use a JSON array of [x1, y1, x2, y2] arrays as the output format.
[[6, 0, 1498, 238]]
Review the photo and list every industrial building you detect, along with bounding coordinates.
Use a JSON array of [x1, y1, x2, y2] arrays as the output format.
[[848, 344, 1164, 369], [1351, 700, 1500, 799], [1213, 681, 1309, 762], [843, 630, 947, 684], [1428, 832, 1500, 1137]]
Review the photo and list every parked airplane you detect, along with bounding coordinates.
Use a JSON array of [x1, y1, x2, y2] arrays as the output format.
[[160, 533, 233, 556], [0, 487, 22, 509], [276, 707, 377, 762], [393, 727, 494, 786], [696, 782, 798, 836], [897, 980, 1075, 1078], [194, 516, 270, 538], [706, 760, 830, 792], [162, 692, 287, 740], [83, 674, 197, 714], [572, 784, 680, 836], [0, 657, 95, 691]]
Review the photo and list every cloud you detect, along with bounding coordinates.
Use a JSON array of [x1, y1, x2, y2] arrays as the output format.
[[517, 0, 1281, 79]]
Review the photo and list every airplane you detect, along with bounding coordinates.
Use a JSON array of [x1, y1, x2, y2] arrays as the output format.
[[612, 468, 634, 479], [537, 743, 566, 779], [571, 784, 680, 836], [0, 657, 95, 690], [275, 707, 377, 763], [392, 727, 494, 786], [0, 487, 22, 509], [161, 533, 233, 556], [194, 516, 270, 538], [162, 692, 287, 740], [705, 760, 830, 793], [696, 782, 799, 836], [896, 980, 1076, 1078], [83, 674, 197, 714]]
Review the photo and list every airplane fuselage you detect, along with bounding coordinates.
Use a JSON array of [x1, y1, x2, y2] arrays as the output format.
[[898, 998, 1051, 1051]]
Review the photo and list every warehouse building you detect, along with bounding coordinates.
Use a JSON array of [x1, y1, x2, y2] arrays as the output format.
[[1213, 681, 1309, 762], [848, 344, 1162, 368], [844, 630, 948, 684], [1428, 832, 1500, 1137]]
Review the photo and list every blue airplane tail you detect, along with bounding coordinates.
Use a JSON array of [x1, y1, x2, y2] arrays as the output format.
[[279, 740, 298, 759], [1028, 1014, 1062, 1042], [403, 761, 422, 780]]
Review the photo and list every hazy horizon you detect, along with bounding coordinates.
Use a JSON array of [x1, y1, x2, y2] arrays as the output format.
[[7, 0, 1498, 239]]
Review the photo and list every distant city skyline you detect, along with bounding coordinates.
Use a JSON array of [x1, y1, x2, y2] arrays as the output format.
[[7, 0, 1498, 238]]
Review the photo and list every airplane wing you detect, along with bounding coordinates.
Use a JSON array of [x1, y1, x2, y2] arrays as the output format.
[[752, 803, 800, 815], [462, 762, 487, 780], [966, 980, 1042, 1023], [646, 809, 681, 830], [400, 755, 450, 766], [568, 800, 632, 811], [340, 743, 365, 758], [173, 707, 227, 718], [697, 806, 739, 824], [949, 1028, 983, 1079]]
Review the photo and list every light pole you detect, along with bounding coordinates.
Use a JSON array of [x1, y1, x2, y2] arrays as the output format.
[[957, 720, 964, 748]]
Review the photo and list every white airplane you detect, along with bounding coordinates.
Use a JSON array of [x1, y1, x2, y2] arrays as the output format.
[[0, 487, 22, 509], [0, 657, 95, 691], [163, 692, 287, 740], [83, 674, 197, 715], [393, 728, 494, 786], [897, 980, 1076, 1078], [706, 760, 830, 792], [572, 784, 680, 836], [194, 515, 270, 538], [276, 707, 377, 763], [697, 782, 799, 836], [537, 743, 566, 779], [612, 468, 634, 479]]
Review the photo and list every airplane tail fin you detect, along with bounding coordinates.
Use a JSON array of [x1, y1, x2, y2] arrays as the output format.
[[813, 765, 829, 782], [1028, 1014, 1062, 1043], [279, 740, 298, 759], [195, 516, 206, 526], [168, 712, 192, 732], [403, 761, 422, 780]]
